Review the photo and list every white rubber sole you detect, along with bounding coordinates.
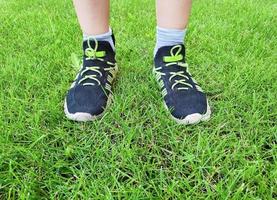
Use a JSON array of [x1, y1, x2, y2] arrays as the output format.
[[165, 101, 211, 125], [64, 64, 118, 122]]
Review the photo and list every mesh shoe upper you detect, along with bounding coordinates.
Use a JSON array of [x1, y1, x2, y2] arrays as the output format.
[[154, 44, 208, 119], [66, 39, 117, 116]]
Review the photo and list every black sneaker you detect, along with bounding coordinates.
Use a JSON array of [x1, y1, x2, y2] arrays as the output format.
[[64, 37, 118, 122], [153, 44, 211, 125]]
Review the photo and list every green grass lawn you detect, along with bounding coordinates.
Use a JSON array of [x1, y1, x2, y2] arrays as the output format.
[[0, 0, 276, 199]]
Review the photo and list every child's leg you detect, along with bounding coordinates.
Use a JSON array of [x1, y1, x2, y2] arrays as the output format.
[[73, 0, 114, 49], [65, 0, 117, 122], [156, 0, 191, 29], [73, 0, 110, 35], [154, 0, 191, 54]]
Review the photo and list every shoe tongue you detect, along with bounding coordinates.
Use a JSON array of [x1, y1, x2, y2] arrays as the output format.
[[82, 39, 113, 53], [163, 63, 186, 74], [155, 44, 187, 73], [156, 44, 186, 62]]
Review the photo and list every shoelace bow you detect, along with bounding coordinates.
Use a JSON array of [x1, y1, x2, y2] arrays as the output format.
[[78, 38, 116, 86], [155, 45, 202, 91]]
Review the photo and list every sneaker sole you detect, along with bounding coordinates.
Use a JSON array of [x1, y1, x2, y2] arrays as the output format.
[[164, 101, 211, 125], [153, 67, 212, 125], [64, 64, 118, 122]]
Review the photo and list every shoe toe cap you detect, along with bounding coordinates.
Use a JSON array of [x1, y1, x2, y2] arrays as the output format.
[[66, 86, 107, 116], [167, 92, 208, 119]]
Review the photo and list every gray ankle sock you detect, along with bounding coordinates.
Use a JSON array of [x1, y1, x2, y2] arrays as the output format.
[[83, 28, 115, 51], [154, 26, 187, 56]]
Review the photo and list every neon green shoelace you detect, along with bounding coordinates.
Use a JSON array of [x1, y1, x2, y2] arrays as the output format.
[[155, 45, 200, 91], [78, 38, 116, 86]]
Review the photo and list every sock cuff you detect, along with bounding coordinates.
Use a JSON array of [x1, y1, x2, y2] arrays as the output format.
[[83, 27, 113, 41], [157, 26, 187, 34], [156, 26, 187, 41], [154, 27, 187, 56]]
